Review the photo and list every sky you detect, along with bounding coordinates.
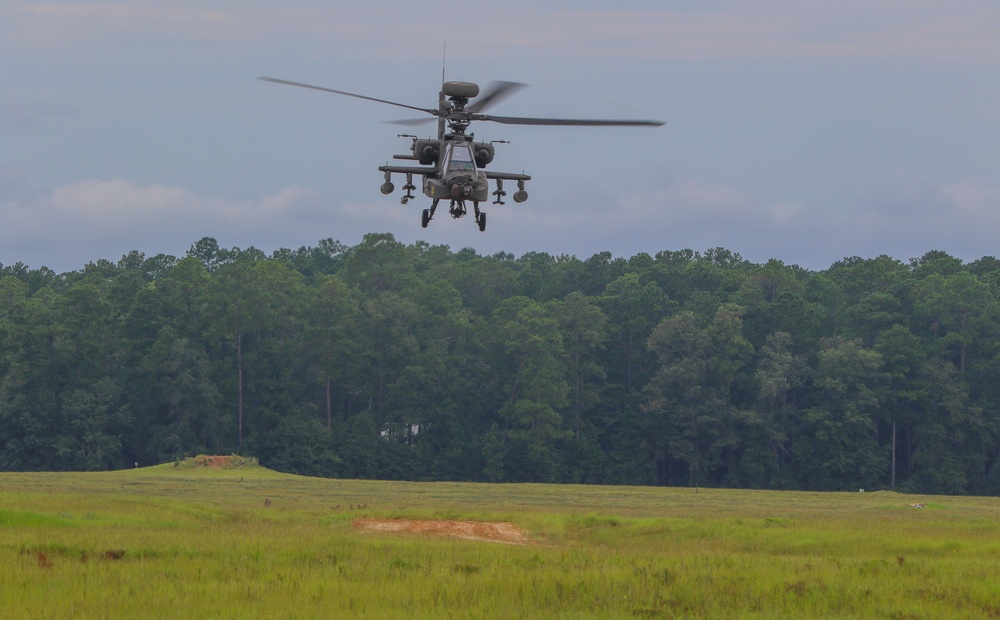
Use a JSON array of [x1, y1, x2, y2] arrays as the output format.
[[2, 1, 1000, 272]]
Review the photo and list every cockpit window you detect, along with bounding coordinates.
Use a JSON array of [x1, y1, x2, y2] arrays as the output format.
[[445, 143, 476, 173]]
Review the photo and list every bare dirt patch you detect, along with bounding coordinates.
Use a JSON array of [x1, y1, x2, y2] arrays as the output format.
[[353, 518, 530, 545], [173, 455, 260, 470], [200, 456, 235, 468]]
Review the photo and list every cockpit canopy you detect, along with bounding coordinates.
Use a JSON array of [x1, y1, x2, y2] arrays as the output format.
[[443, 142, 477, 174]]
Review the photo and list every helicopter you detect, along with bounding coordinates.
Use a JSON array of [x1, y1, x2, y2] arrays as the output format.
[[258, 76, 664, 231]]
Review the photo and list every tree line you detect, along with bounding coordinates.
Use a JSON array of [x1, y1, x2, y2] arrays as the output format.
[[1, 234, 999, 495]]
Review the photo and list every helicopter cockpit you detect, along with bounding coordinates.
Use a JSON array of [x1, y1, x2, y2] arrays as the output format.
[[442, 142, 477, 174]]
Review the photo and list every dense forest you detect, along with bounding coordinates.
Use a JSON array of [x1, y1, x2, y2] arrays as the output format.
[[2, 234, 1000, 495]]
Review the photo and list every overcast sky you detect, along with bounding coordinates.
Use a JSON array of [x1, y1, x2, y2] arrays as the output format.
[[3, 1, 1000, 272]]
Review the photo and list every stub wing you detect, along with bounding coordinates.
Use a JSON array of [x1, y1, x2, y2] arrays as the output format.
[[377, 165, 437, 177], [377, 166, 531, 182], [484, 170, 531, 181]]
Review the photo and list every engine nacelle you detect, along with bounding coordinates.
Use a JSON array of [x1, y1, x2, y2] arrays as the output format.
[[413, 139, 440, 165], [472, 142, 495, 167]]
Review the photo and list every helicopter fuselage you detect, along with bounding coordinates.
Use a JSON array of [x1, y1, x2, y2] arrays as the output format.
[[424, 138, 489, 201], [378, 133, 529, 231]]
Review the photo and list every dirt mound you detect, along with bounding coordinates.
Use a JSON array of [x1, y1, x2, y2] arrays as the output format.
[[173, 455, 260, 470], [353, 518, 530, 545], [199, 456, 235, 468]]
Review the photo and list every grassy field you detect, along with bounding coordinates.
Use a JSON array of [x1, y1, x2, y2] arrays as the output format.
[[2, 458, 1000, 618]]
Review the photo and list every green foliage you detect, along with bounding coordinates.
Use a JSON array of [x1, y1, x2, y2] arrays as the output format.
[[1, 239, 1000, 495], [4, 470, 1000, 618]]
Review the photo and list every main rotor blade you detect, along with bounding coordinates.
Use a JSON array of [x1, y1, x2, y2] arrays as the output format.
[[480, 114, 665, 127], [467, 81, 528, 113], [387, 118, 436, 127], [258, 77, 438, 116]]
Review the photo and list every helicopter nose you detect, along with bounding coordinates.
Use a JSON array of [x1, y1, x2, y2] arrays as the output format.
[[450, 180, 474, 199]]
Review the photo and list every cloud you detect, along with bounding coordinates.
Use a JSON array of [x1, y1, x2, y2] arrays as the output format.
[[442, 178, 809, 264], [9, 2, 1000, 62], [859, 170, 951, 218], [819, 176, 1000, 264], [0, 173, 477, 271], [859, 176, 1000, 233], [43, 178, 326, 227], [0, 179, 335, 270], [462, 175, 1000, 269], [52, 179, 192, 217], [12, 4, 258, 45], [941, 178, 1000, 213], [4, 173, 999, 273]]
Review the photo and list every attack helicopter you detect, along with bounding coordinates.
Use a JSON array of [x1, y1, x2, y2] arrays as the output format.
[[258, 76, 664, 231]]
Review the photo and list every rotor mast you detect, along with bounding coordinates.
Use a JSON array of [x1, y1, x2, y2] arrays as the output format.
[[438, 44, 447, 141], [439, 81, 480, 138]]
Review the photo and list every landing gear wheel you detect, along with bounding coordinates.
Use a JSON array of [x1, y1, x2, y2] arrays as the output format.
[[477, 212, 487, 232], [421, 209, 430, 228]]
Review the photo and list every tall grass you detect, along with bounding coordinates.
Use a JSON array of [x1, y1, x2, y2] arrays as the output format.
[[2, 464, 999, 618]]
